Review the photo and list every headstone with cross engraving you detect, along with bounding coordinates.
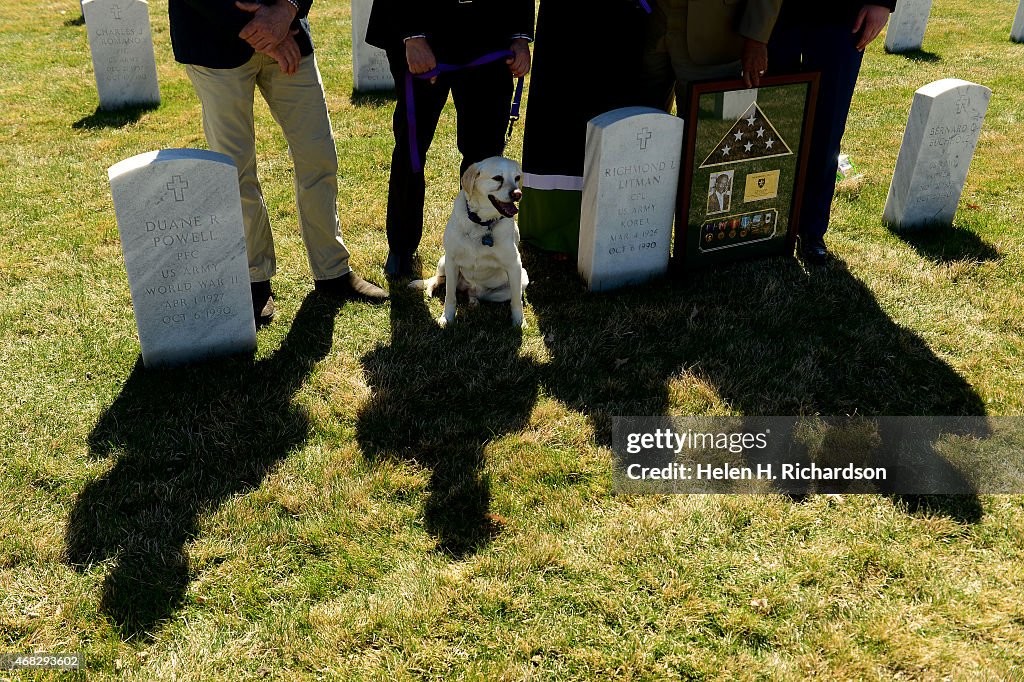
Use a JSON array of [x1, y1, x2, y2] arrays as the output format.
[[351, 0, 394, 91], [83, 0, 160, 110], [883, 79, 991, 231], [884, 0, 932, 53], [578, 107, 685, 292], [109, 149, 256, 368], [1012, 0, 1024, 42]]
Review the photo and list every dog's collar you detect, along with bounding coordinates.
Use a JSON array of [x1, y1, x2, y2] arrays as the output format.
[[466, 206, 500, 228], [466, 204, 499, 246]]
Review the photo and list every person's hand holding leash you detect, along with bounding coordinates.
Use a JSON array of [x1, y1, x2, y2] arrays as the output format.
[[507, 38, 531, 77], [405, 37, 438, 83]]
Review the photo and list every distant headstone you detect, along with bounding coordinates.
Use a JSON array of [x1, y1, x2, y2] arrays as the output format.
[[883, 79, 991, 231], [714, 88, 758, 121], [1012, 0, 1024, 42], [885, 0, 933, 53], [351, 0, 394, 91], [109, 149, 256, 368], [83, 0, 160, 110], [579, 107, 684, 292]]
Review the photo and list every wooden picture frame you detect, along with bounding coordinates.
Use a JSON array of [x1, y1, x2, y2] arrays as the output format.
[[673, 73, 820, 271]]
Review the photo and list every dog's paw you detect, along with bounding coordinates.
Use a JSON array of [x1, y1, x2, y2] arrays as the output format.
[[511, 314, 527, 329], [437, 313, 454, 328]]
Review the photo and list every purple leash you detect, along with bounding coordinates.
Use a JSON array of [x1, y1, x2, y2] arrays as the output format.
[[638, 0, 652, 12], [405, 50, 526, 174]]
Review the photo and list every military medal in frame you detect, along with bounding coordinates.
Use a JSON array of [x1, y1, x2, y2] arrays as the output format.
[[674, 73, 819, 271]]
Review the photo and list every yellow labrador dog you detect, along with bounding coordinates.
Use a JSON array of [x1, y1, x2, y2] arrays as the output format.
[[411, 156, 529, 327]]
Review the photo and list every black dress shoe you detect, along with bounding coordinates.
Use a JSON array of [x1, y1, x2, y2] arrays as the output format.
[[314, 271, 388, 302], [799, 235, 829, 265], [251, 280, 275, 327], [384, 251, 415, 278]]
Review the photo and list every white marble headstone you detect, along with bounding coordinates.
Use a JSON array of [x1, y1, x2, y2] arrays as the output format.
[[83, 0, 160, 110], [884, 0, 933, 53], [351, 0, 394, 91], [714, 89, 758, 121], [579, 107, 684, 292], [883, 79, 991, 231], [1012, 0, 1024, 42], [109, 149, 256, 368]]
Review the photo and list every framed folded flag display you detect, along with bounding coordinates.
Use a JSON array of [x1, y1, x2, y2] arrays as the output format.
[[673, 74, 819, 271]]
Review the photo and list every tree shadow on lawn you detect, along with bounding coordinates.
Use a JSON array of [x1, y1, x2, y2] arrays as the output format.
[[356, 284, 540, 559], [526, 251, 986, 522], [64, 293, 338, 638]]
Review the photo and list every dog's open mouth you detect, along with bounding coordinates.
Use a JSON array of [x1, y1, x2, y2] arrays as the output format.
[[488, 195, 519, 218]]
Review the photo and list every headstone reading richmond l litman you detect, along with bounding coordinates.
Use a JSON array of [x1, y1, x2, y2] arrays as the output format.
[[883, 79, 991, 231], [1012, 0, 1024, 43], [351, 0, 394, 91], [109, 149, 256, 368], [578, 107, 684, 292], [884, 0, 933, 53], [83, 0, 160, 110]]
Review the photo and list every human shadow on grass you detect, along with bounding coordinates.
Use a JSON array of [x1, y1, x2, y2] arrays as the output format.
[[356, 284, 540, 558], [73, 103, 158, 131], [64, 294, 338, 638], [892, 224, 1001, 264], [525, 251, 985, 522]]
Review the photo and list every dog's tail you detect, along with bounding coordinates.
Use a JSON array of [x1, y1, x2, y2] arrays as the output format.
[[408, 278, 428, 290]]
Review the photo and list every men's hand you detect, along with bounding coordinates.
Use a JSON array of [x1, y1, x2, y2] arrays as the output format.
[[236, 1, 297, 53], [264, 31, 302, 75], [405, 37, 438, 83], [741, 38, 768, 88], [507, 38, 531, 78], [853, 5, 891, 51]]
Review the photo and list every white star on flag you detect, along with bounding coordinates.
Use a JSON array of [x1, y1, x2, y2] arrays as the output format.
[[734, 131, 744, 141], [757, 127, 765, 138], [721, 145, 731, 156]]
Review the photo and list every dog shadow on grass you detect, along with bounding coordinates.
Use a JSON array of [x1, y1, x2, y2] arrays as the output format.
[[525, 251, 987, 522], [64, 293, 338, 638], [356, 284, 540, 558]]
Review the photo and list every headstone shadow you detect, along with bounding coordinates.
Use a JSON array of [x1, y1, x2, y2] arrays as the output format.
[[64, 293, 339, 638], [892, 49, 942, 63], [890, 223, 1001, 264], [73, 104, 157, 130], [349, 89, 397, 107], [526, 252, 986, 521], [356, 285, 540, 558], [64, 14, 86, 27]]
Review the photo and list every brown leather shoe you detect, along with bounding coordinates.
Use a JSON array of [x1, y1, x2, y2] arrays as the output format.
[[251, 280, 275, 327], [314, 271, 388, 302]]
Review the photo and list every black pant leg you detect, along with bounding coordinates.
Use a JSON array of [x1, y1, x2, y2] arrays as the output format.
[[385, 47, 451, 256], [449, 60, 514, 176]]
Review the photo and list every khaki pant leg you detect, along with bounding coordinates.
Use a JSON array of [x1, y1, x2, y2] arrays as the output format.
[[257, 54, 351, 281], [186, 57, 276, 283]]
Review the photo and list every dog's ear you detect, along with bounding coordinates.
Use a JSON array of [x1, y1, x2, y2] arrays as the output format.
[[461, 163, 480, 196]]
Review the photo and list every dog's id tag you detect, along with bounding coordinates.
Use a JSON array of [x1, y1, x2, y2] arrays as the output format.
[[481, 234, 494, 247]]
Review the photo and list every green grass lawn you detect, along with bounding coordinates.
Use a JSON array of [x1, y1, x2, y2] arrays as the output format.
[[2, 0, 1023, 679]]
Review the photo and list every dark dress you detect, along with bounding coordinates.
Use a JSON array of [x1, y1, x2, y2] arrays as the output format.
[[519, 0, 649, 255]]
